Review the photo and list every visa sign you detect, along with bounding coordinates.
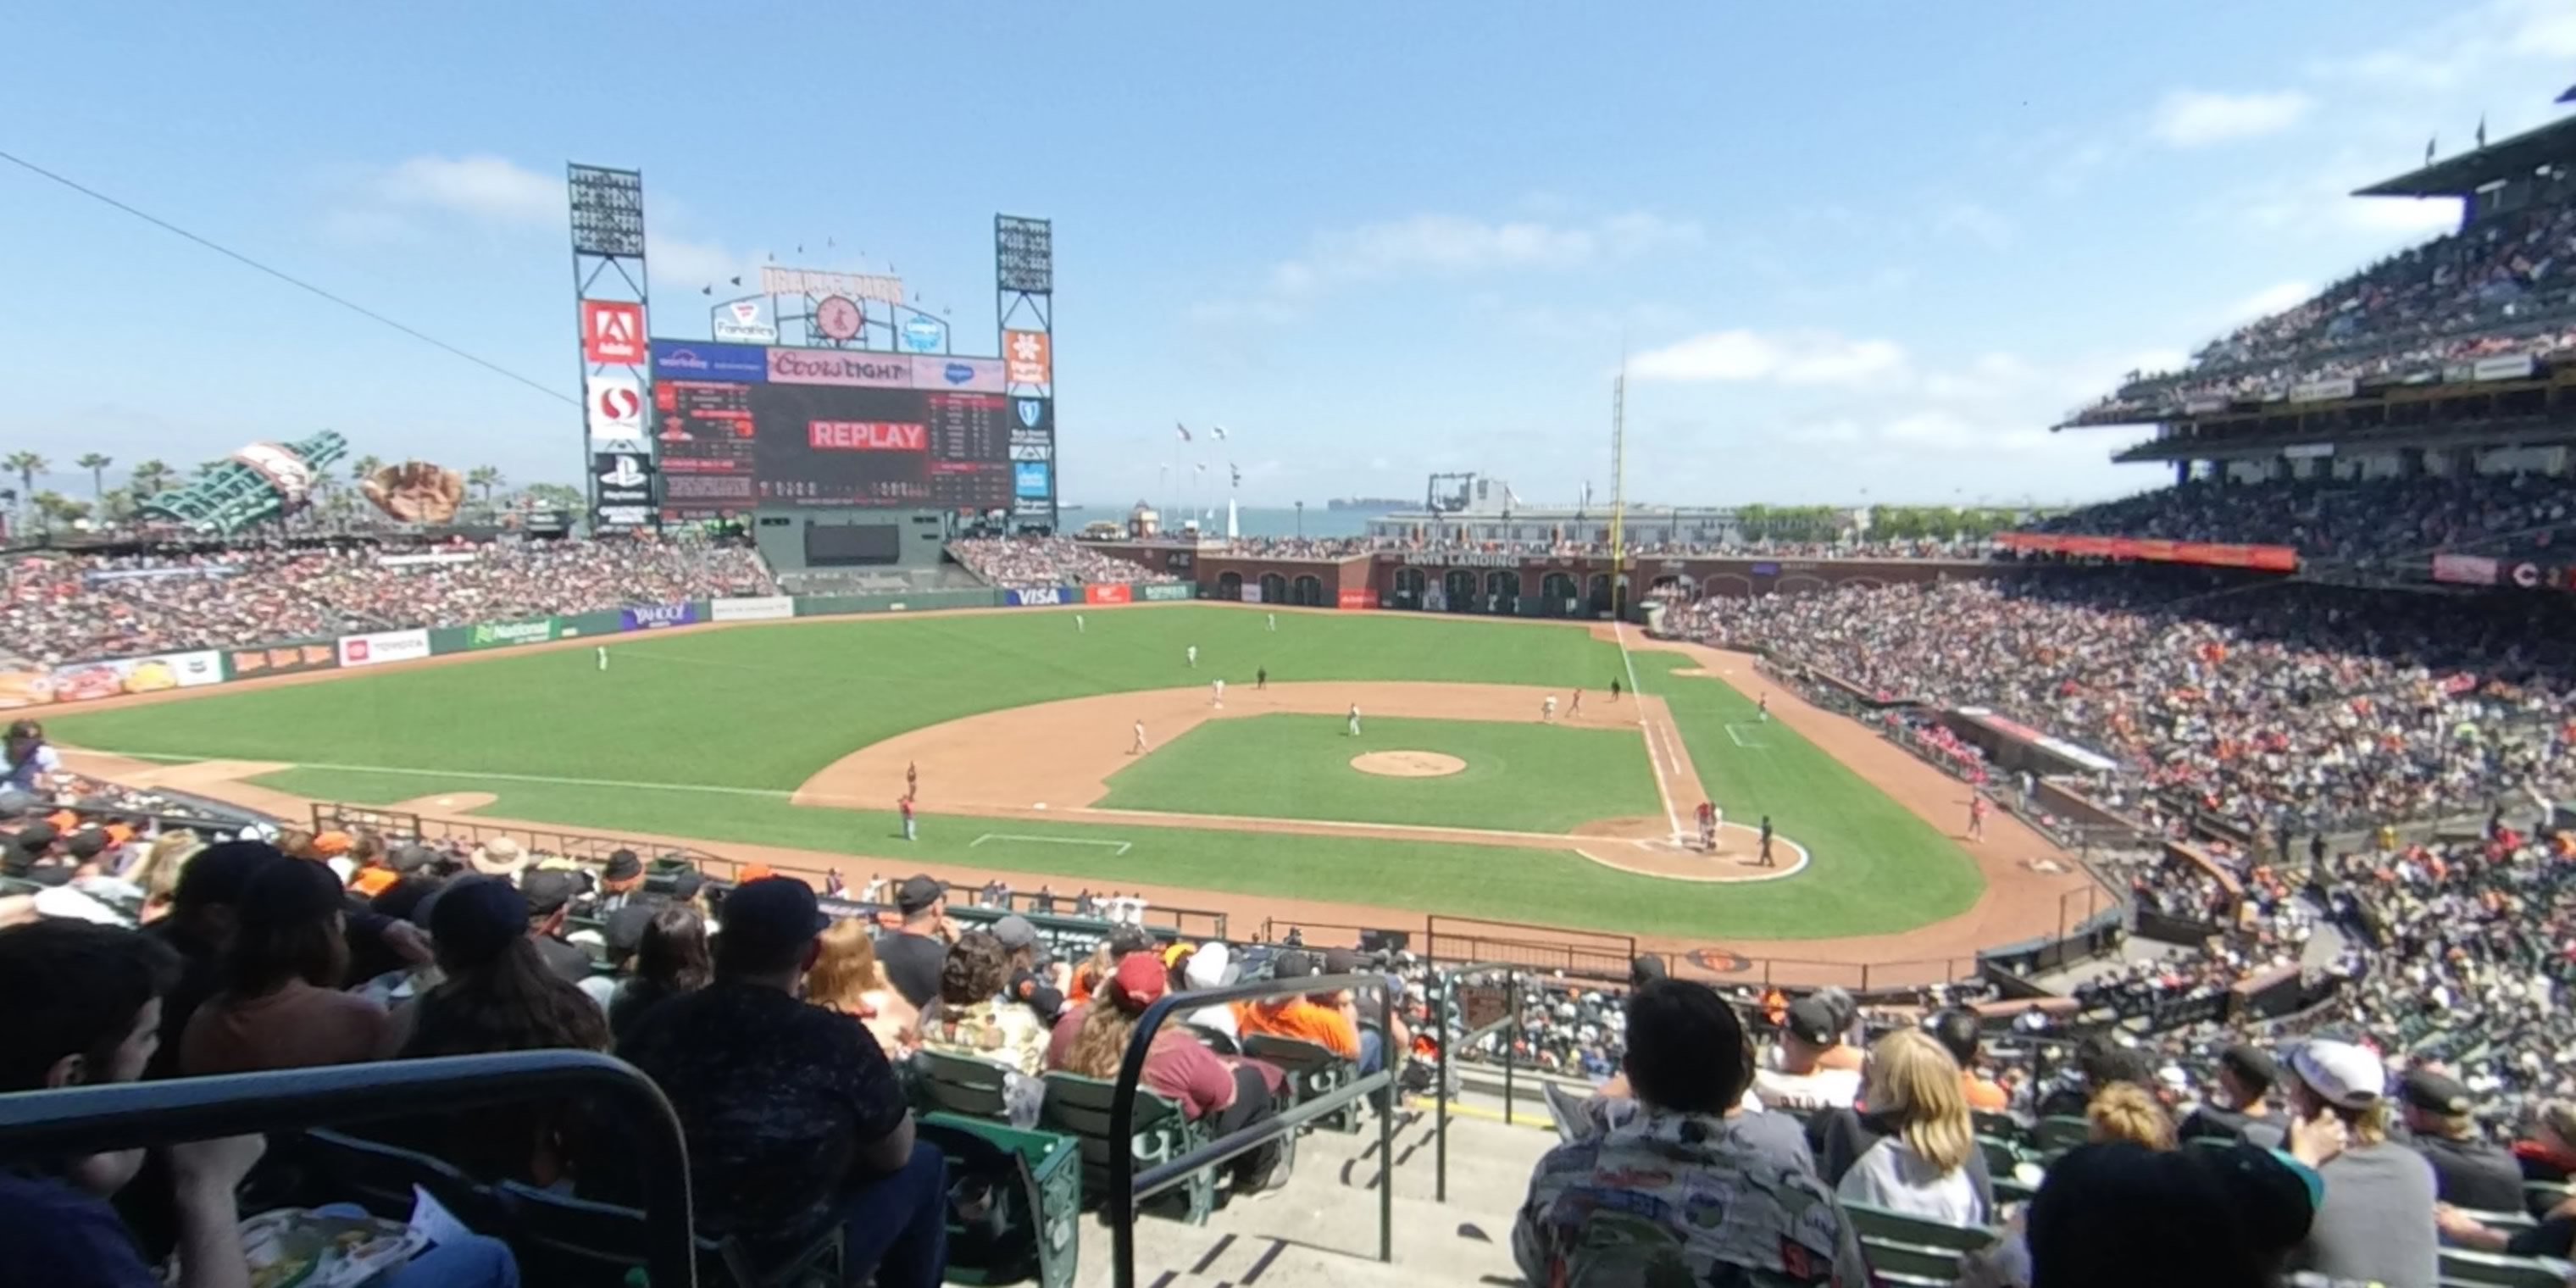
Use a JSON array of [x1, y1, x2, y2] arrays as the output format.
[[1007, 586, 1066, 607]]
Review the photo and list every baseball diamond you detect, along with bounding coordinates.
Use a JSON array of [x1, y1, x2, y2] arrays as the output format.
[[41, 602, 2090, 969]]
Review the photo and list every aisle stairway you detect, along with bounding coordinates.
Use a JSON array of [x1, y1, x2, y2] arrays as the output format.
[[1076, 1107, 1552, 1288]]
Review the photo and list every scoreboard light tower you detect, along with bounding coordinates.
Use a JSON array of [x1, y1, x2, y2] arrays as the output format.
[[566, 164, 652, 531]]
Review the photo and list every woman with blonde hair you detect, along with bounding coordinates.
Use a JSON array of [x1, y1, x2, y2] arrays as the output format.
[[126, 829, 203, 924], [2087, 1080, 2175, 1150], [1813, 1028, 1991, 1224], [807, 916, 916, 1057]]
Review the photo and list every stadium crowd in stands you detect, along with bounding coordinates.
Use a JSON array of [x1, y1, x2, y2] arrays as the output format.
[[2030, 471, 2576, 564], [947, 536, 1185, 590], [1663, 569, 2576, 833], [2071, 186, 2576, 421], [0, 537, 775, 664]]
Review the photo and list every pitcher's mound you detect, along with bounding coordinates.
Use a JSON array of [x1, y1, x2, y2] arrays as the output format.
[[1352, 751, 1465, 778]]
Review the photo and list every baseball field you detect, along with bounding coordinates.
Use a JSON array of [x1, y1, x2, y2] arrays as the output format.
[[42, 605, 2024, 946]]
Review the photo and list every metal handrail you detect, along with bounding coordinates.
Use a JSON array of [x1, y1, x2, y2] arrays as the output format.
[[0, 1051, 698, 1287], [1108, 971, 1396, 1288], [1431, 961, 1524, 1203]]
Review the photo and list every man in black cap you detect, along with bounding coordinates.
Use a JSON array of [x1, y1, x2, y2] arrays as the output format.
[[619, 877, 944, 1286], [873, 874, 952, 1009], [989, 914, 1065, 1025], [2179, 1043, 2287, 1149], [2399, 1067, 2521, 1210], [2, 820, 64, 883], [588, 848, 647, 916], [519, 869, 597, 985], [1752, 996, 1860, 1111]]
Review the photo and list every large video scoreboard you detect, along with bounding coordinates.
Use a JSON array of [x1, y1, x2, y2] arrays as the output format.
[[648, 341, 1020, 518]]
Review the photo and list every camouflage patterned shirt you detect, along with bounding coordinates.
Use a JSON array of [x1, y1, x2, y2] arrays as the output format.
[[922, 998, 1053, 1077], [1514, 1105, 1869, 1288]]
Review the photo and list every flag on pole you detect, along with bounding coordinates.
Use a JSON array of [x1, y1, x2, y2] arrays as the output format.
[[2476, 115, 2487, 148], [1175, 423, 1191, 442], [1193, 463, 1208, 475], [1210, 425, 1229, 441], [2426, 135, 2437, 164], [1229, 464, 1242, 487]]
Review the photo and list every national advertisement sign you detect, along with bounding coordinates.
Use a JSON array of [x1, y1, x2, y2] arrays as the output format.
[[621, 602, 700, 631], [1005, 586, 1069, 608], [338, 629, 431, 669], [468, 618, 562, 650], [711, 595, 796, 623], [45, 650, 226, 703], [649, 340, 769, 382], [1083, 584, 1133, 606], [1141, 583, 1195, 602], [909, 357, 1004, 392]]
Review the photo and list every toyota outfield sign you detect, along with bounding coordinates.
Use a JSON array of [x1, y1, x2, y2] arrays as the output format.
[[339, 628, 431, 669]]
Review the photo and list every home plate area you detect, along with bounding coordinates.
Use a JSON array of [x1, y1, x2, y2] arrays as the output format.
[[1567, 817, 1811, 883]]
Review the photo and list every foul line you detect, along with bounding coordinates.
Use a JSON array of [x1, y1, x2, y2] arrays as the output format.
[[1724, 724, 1771, 749], [1613, 621, 1685, 838], [89, 751, 797, 800], [972, 832, 1133, 857]]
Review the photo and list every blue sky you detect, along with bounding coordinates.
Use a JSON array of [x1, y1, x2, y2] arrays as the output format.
[[4, 0, 2571, 511]]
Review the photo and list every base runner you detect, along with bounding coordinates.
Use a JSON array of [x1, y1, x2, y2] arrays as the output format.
[[1131, 720, 1149, 755]]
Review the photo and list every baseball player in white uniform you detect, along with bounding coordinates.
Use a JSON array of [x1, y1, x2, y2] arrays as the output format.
[[1186, 644, 1198, 668], [1211, 678, 1225, 708], [1131, 720, 1149, 754], [1346, 703, 1362, 736], [596, 646, 608, 672], [1542, 695, 1557, 723]]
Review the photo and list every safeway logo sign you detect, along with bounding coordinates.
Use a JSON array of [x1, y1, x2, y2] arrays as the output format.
[[583, 301, 647, 364], [587, 375, 644, 436]]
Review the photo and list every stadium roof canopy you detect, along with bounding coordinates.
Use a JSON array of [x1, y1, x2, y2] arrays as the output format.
[[2354, 113, 2576, 197]]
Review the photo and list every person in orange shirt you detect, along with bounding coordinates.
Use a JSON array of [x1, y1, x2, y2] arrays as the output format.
[[1925, 1008, 2010, 1113], [1232, 949, 1360, 1059]]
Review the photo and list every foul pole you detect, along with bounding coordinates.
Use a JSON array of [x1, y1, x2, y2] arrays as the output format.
[[1608, 356, 1628, 620]]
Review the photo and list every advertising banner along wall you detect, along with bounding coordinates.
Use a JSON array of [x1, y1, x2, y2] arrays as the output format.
[[711, 596, 796, 623], [1082, 584, 1134, 606], [229, 644, 340, 681], [338, 629, 432, 669], [468, 618, 564, 650], [621, 602, 700, 631], [1141, 583, 1196, 602], [1005, 586, 1074, 608], [47, 650, 225, 703], [1337, 588, 1376, 610]]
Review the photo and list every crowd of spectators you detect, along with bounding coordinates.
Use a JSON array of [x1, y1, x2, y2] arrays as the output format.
[[1664, 568, 2576, 833], [2069, 186, 2576, 422], [0, 537, 776, 665], [2031, 471, 2576, 563], [947, 536, 1183, 590], [1146, 534, 1993, 561]]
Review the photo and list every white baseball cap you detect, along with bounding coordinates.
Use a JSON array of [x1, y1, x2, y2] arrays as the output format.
[[2290, 1040, 2385, 1110]]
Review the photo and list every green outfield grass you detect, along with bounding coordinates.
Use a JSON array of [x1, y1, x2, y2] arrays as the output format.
[[1096, 713, 1659, 832], [43, 606, 1987, 941]]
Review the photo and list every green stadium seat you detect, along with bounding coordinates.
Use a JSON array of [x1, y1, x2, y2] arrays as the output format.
[[918, 1113, 1081, 1288], [1040, 1071, 1215, 1224], [1975, 1135, 2020, 1174], [915, 1048, 1018, 1120], [2032, 1114, 2090, 1155], [494, 1179, 842, 1287], [276, 1129, 505, 1234], [1241, 1034, 1359, 1134], [1845, 1203, 1996, 1287], [2437, 1248, 2566, 1287], [1971, 1110, 2026, 1144]]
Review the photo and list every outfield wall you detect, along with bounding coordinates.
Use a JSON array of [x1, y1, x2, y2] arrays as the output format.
[[0, 580, 1201, 711]]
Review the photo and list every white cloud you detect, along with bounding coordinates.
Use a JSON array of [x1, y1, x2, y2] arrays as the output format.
[[2224, 280, 2315, 324], [374, 154, 562, 224], [2312, 0, 2576, 90], [648, 232, 758, 292], [1930, 202, 2017, 250], [2148, 89, 2313, 147], [1197, 208, 1701, 321], [1629, 329, 1907, 387]]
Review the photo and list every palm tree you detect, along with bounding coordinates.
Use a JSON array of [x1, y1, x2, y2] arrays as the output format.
[[467, 465, 503, 502], [30, 491, 86, 532], [4, 452, 46, 531], [75, 452, 112, 502], [129, 459, 176, 500], [350, 454, 384, 485], [99, 488, 134, 524]]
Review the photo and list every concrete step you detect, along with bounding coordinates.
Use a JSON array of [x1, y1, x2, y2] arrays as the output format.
[[1291, 1108, 1553, 1216], [1087, 1185, 1522, 1288]]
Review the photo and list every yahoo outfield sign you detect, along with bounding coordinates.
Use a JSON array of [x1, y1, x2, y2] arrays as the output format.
[[621, 602, 700, 631]]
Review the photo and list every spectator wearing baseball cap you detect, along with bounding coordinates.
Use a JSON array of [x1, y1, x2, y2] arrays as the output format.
[[1752, 996, 1861, 1112], [1232, 948, 1360, 1062], [873, 874, 950, 1010], [2179, 1044, 2286, 1151], [180, 858, 388, 1075], [618, 877, 946, 1285], [1047, 952, 1289, 1194], [989, 914, 1066, 1026], [1517, 978, 1868, 1288], [2396, 1068, 2522, 1212], [2283, 1040, 2438, 1288], [374, 875, 608, 1184], [519, 868, 596, 985]]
